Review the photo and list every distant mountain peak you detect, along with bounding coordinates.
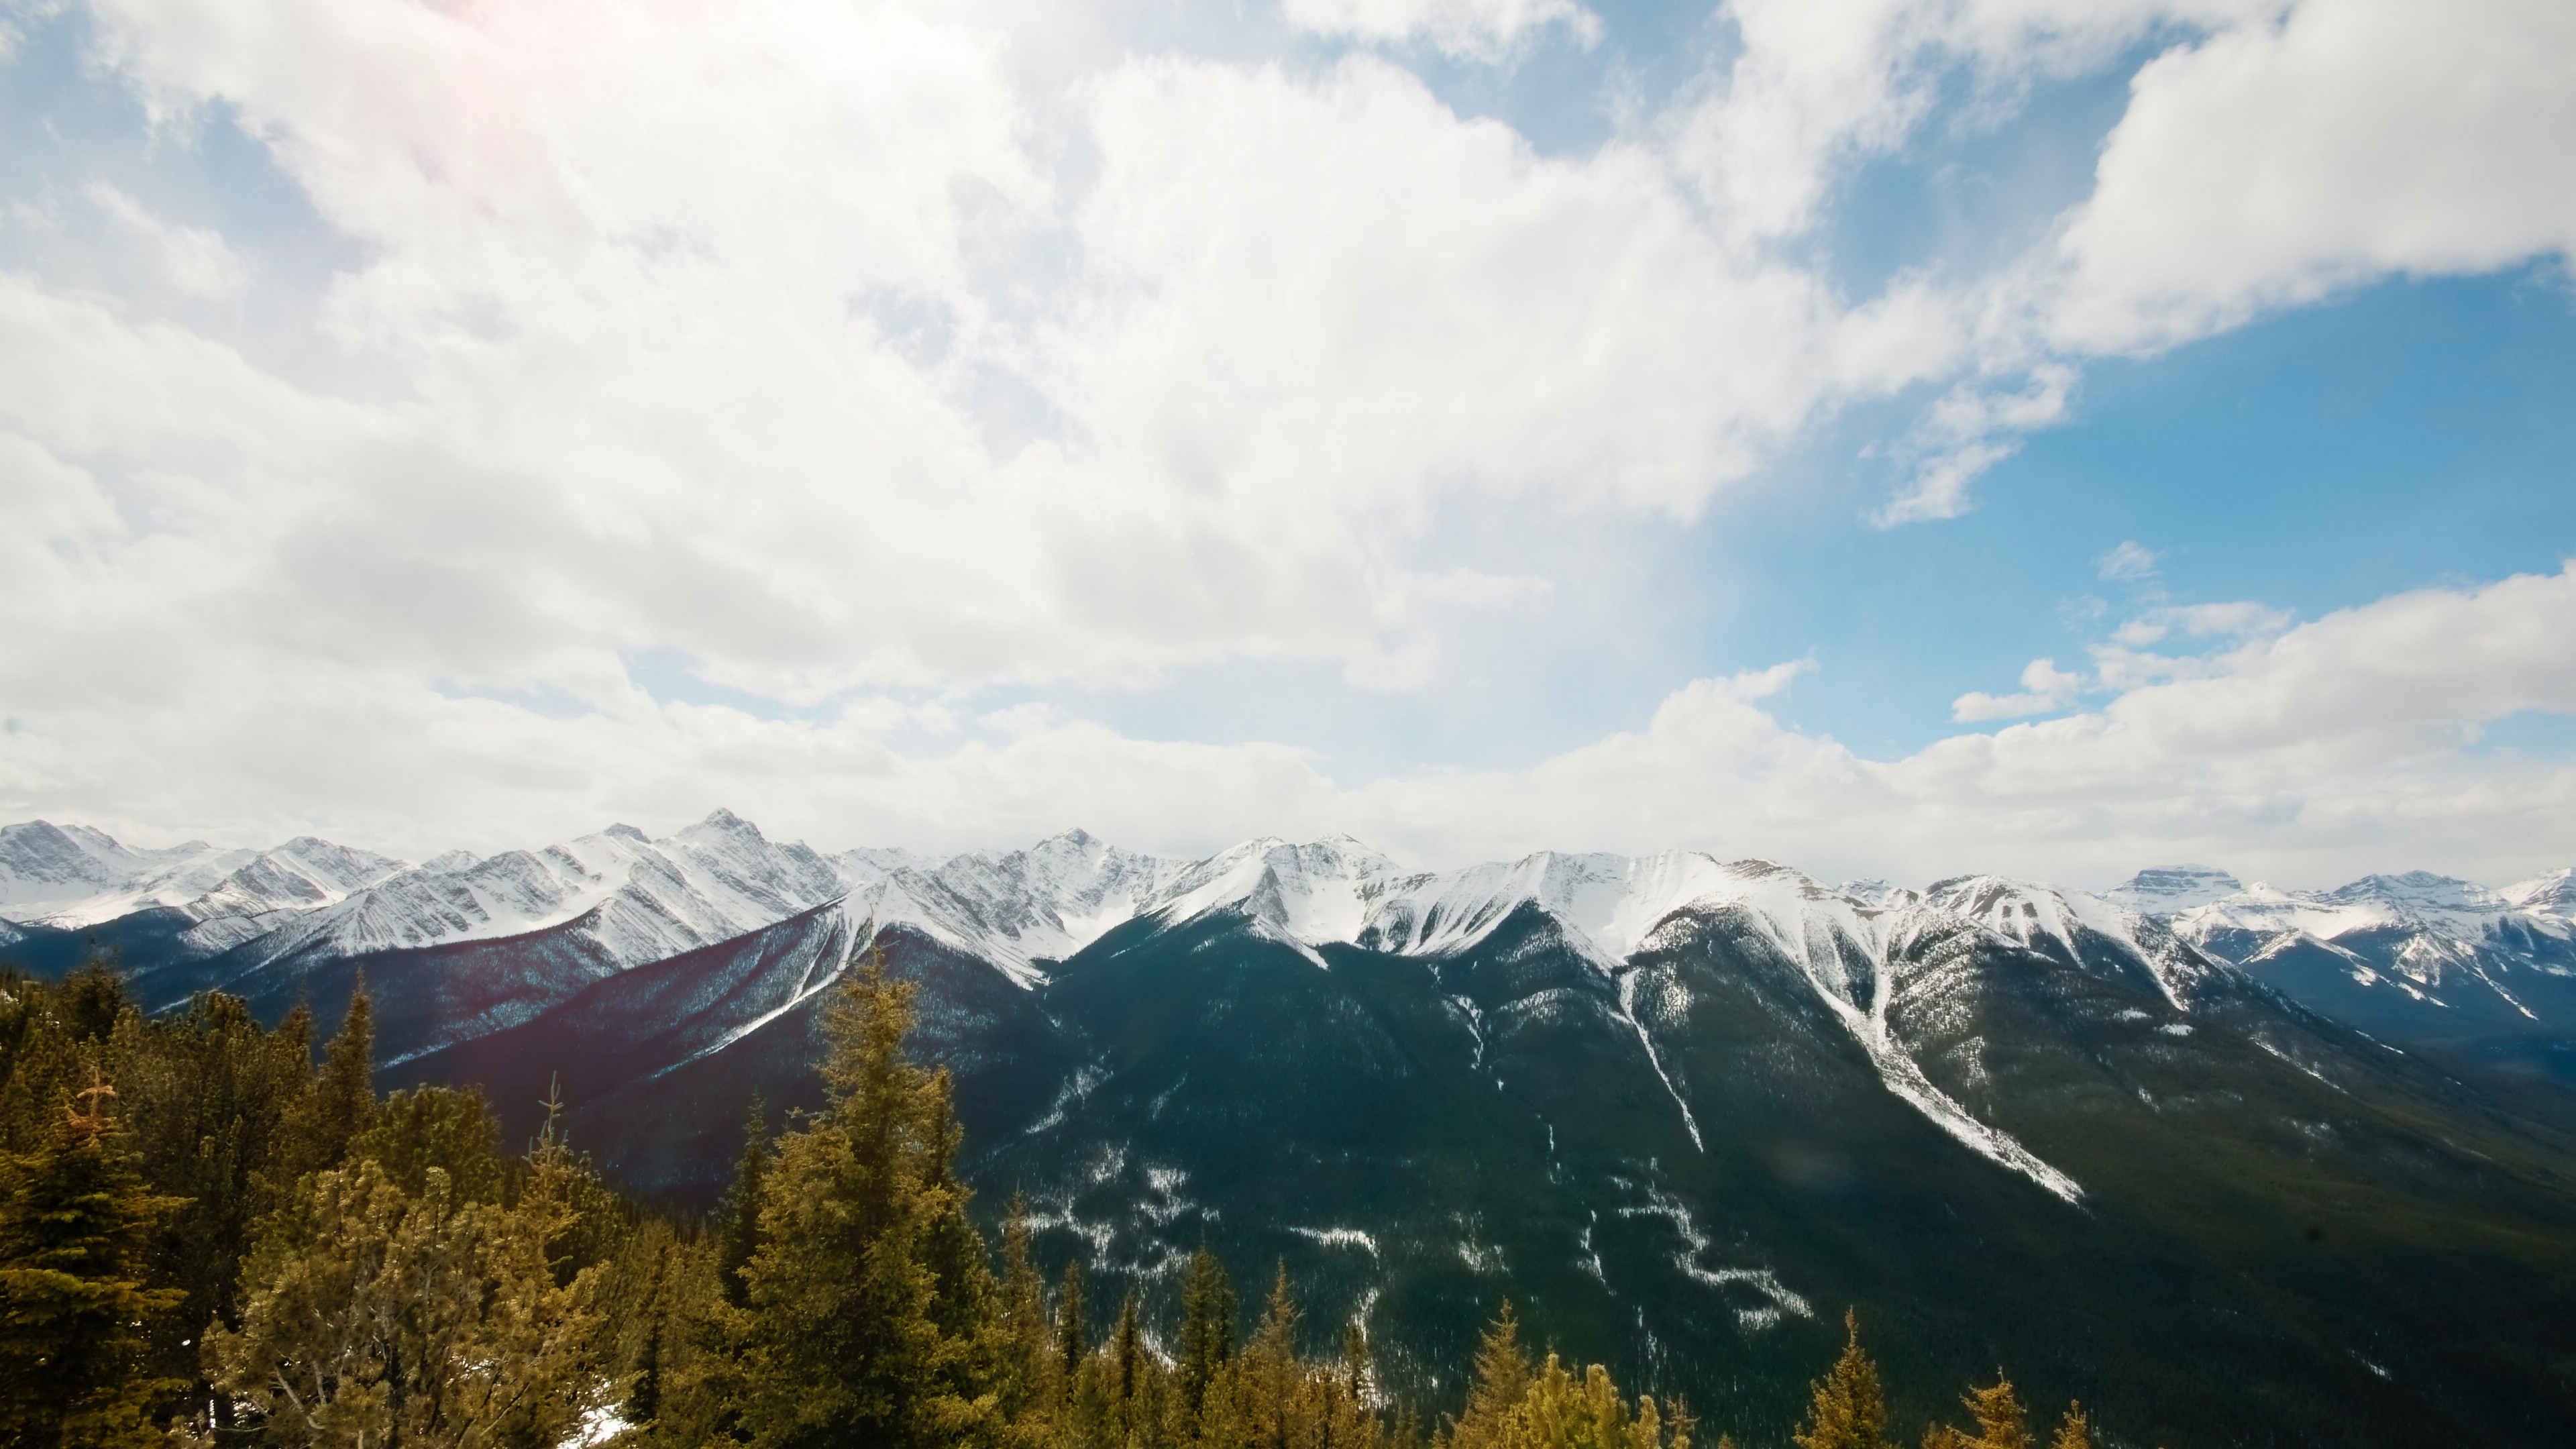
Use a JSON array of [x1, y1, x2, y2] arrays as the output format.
[[2328, 870, 2479, 908], [2104, 865, 2243, 912], [603, 823, 651, 843]]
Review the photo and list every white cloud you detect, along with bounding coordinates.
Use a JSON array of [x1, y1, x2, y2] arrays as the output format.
[[20, 5, 1968, 712], [1283, 0, 1603, 60], [2108, 599, 2292, 649], [1869, 365, 2076, 525], [85, 182, 248, 299], [1654, 0, 2576, 521], [1952, 657, 2084, 722], [2048, 0, 2576, 354], [1876, 0, 2576, 516], [1665, 0, 2279, 251], [5, 0, 2574, 885], [2096, 540, 2159, 581], [12, 561, 2573, 891]]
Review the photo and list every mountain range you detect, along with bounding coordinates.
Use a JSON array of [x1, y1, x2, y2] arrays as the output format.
[[7, 813, 2576, 1448]]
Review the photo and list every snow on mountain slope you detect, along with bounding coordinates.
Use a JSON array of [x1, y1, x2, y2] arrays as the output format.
[[2500, 867, 2576, 921], [1121, 836, 2172, 1199], [2161, 871, 2576, 1011], [0, 820, 415, 934], [841, 829, 1193, 984], [1921, 875, 2217, 1007], [186, 837, 411, 921], [0, 820, 256, 926], [1146, 835, 1397, 948], [1367, 851, 1701, 964], [2075, 864, 2576, 1047], [206, 810, 849, 973]]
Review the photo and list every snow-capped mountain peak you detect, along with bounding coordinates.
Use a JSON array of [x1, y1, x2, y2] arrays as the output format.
[[1147, 835, 1399, 947], [2326, 871, 2487, 912], [184, 838, 411, 923], [833, 829, 1195, 984], [0, 820, 282, 927], [2500, 867, 2576, 920], [2102, 865, 2243, 912]]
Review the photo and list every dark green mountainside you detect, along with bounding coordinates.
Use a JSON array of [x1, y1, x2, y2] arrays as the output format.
[[354, 893, 2576, 1449]]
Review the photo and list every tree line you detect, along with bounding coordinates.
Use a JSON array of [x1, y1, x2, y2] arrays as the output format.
[[2, 949, 2114, 1449]]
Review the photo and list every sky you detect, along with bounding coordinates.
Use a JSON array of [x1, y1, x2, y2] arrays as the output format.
[[1, 0, 2573, 890]]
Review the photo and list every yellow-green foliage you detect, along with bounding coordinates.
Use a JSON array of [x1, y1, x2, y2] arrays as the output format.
[[1443, 1301, 1688, 1449], [201, 1103, 622, 1447], [0, 954, 2139, 1449], [0, 1071, 188, 1449], [1794, 1312, 1888, 1449]]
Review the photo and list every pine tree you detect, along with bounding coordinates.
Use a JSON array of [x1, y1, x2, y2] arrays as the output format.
[[0, 1074, 186, 1449], [2047, 1402, 2091, 1449], [350, 1083, 507, 1203], [1792, 1310, 1888, 1449], [715, 1091, 770, 1308], [206, 1150, 616, 1447]]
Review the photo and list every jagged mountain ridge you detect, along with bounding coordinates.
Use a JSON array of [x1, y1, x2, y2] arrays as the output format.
[[11, 813, 2576, 1078], [2096, 863, 2576, 1078], [11, 817, 2576, 1446], [0, 820, 409, 929]]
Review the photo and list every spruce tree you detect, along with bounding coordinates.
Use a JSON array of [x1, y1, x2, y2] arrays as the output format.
[[1960, 1375, 2029, 1449], [715, 1091, 770, 1308], [298, 982, 376, 1175], [1057, 1257, 1090, 1399], [1114, 1289, 1145, 1419], [997, 1190, 1049, 1421], [1245, 1261, 1303, 1449], [0, 1075, 185, 1449], [735, 943, 999, 1449], [109, 983, 315, 1430], [1448, 1299, 1532, 1449], [912, 1086, 1001, 1370], [2046, 1402, 2091, 1449], [627, 1230, 674, 1428], [1341, 1317, 1373, 1405], [1177, 1244, 1237, 1424], [1392, 1400, 1428, 1449], [58, 956, 127, 1042], [1792, 1310, 1888, 1449]]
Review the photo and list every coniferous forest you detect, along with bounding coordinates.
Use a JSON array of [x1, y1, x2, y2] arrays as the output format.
[[9, 949, 2109, 1449]]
